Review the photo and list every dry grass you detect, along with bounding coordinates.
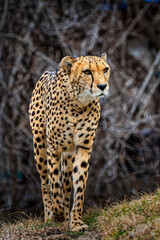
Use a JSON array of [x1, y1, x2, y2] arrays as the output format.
[[98, 188, 160, 239], [0, 214, 102, 239], [1, 189, 160, 239]]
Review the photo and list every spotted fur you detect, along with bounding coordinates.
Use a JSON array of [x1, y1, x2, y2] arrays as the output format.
[[29, 54, 110, 231]]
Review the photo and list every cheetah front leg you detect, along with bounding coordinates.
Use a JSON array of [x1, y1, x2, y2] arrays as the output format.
[[33, 133, 53, 223], [47, 148, 65, 220], [70, 147, 91, 231], [61, 153, 74, 221]]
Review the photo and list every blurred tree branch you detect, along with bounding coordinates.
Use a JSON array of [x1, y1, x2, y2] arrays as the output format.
[[0, 0, 8, 31], [0, 33, 57, 68], [129, 50, 160, 118], [108, 3, 150, 54]]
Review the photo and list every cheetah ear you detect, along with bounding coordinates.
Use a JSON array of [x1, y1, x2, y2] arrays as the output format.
[[101, 53, 107, 61], [60, 56, 77, 74]]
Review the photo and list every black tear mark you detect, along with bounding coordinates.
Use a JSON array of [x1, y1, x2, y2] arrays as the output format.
[[90, 73, 94, 93]]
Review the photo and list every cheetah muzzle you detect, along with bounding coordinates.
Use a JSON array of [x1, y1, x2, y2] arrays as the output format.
[[29, 53, 110, 231]]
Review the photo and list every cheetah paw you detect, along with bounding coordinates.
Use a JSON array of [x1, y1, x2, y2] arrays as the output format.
[[70, 224, 88, 232]]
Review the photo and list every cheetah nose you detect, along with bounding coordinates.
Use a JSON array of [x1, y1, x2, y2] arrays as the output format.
[[97, 84, 107, 91]]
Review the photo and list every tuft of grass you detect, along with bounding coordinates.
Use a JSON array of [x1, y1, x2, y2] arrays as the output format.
[[34, 220, 57, 230], [97, 188, 160, 239], [0, 216, 60, 239], [83, 208, 102, 230]]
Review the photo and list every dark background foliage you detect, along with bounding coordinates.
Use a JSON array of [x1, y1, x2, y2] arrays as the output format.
[[0, 0, 160, 217]]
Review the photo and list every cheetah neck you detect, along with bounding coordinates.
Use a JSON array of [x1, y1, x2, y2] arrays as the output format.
[[77, 89, 100, 107]]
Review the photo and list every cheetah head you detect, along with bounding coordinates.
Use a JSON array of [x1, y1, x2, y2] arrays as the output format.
[[60, 54, 110, 105]]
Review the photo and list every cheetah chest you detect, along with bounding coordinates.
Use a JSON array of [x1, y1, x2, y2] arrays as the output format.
[[46, 103, 99, 152]]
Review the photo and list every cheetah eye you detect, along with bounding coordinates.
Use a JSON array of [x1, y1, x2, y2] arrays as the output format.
[[104, 67, 109, 73], [83, 69, 92, 75]]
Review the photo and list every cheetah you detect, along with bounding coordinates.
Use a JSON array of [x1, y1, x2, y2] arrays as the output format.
[[29, 53, 110, 231]]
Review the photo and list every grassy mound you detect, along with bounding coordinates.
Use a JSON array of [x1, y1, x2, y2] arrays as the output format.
[[1, 189, 160, 239]]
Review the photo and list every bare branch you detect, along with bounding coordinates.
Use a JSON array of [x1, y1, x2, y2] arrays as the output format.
[[80, 12, 106, 55], [129, 50, 160, 118], [0, 0, 8, 31], [108, 4, 150, 54], [137, 76, 160, 118], [46, 8, 71, 56], [0, 33, 57, 68]]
